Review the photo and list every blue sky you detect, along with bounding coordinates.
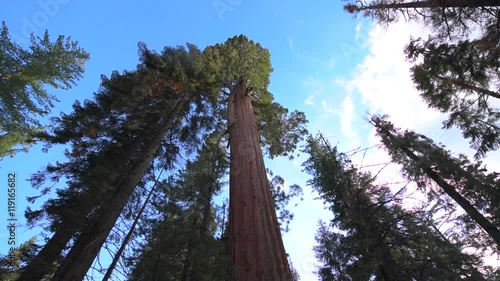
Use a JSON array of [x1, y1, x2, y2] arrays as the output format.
[[2, 0, 499, 280]]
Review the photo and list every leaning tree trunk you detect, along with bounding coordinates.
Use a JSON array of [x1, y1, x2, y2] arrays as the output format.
[[378, 126, 500, 248], [51, 99, 188, 281], [227, 81, 292, 281], [17, 134, 146, 281]]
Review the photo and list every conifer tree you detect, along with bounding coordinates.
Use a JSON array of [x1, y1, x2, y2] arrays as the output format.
[[405, 31, 500, 158], [0, 236, 46, 281], [370, 115, 500, 250], [18, 43, 216, 281], [343, 0, 499, 39], [128, 138, 302, 281], [48, 43, 218, 281], [128, 137, 229, 281], [0, 21, 89, 159], [303, 135, 487, 280], [344, 0, 500, 157], [204, 34, 308, 281]]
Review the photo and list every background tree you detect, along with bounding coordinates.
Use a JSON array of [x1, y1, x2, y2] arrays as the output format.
[[303, 135, 488, 280], [47, 43, 218, 281], [406, 30, 500, 158], [0, 21, 89, 159], [204, 34, 308, 281], [18, 43, 215, 281], [344, 0, 500, 158], [343, 0, 499, 39], [0, 236, 42, 281], [127, 138, 230, 281], [370, 115, 500, 251]]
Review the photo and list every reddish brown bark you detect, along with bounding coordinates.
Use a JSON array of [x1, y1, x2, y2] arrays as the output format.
[[227, 81, 292, 281]]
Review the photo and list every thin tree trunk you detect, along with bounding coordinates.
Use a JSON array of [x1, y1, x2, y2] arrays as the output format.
[[380, 127, 500, 247], [227, 81, 292, 281], [358, 0, 500, 10], [437, 75, 500, 99], [101, 169, 162, 281], [51, 99, 188, 281]]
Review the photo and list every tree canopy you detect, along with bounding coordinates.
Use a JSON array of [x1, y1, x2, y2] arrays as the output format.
[[0, 21, 89, 159]]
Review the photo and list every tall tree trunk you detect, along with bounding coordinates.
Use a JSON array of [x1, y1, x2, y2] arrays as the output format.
[[227, 81, 292, 281], [17, 137, 145, 281], [51, 99, 188, 281], [379, 126, 500, 247]]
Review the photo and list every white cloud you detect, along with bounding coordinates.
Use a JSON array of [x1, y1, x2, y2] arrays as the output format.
[[348, 21, 448, 138], [338, 94, 359, 145], [305, 95, 314, 105], [320, 99, 336, 115], [355, 22, 363, 39]]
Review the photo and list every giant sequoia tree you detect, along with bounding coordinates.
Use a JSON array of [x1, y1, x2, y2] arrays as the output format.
[[20, 35, 306, 281], [303, 135, 487, 280], [204, 35, 308, 281], [0, 21, 89, 159]]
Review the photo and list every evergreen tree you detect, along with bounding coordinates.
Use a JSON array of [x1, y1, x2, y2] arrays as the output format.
[[128, 138, 229, 281], [344, 0, 500, 158], [406, 31, 500, 158], [343, 0, 499, 39], [0, 21, 89, 159], [0, 236, 45, 281], [18, 43, 215, 281], [303, 135, 487, 280], [127, 139, 303, 281], [48, 43, 218, 281], [370, 115, 500, 250], [204, 34, 308, 281]]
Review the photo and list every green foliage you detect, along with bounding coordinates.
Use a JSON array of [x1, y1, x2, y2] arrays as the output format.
[[406, 32, 500, 158], [303, 135, 487, 280], [267, 169, 304, 232], [343, 0, 499, 40], [0, 236, 52, 280], [128, 142, 230, 281], [205, 35, 309, 159], [204, 34, 273, 93], [0, 21, 89, 159], [371, 115, 500, 251], [257, 100, 309, 159]]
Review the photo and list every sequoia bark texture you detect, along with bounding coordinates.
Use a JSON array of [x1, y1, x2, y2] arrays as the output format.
[[227, 81, 292, 281]]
